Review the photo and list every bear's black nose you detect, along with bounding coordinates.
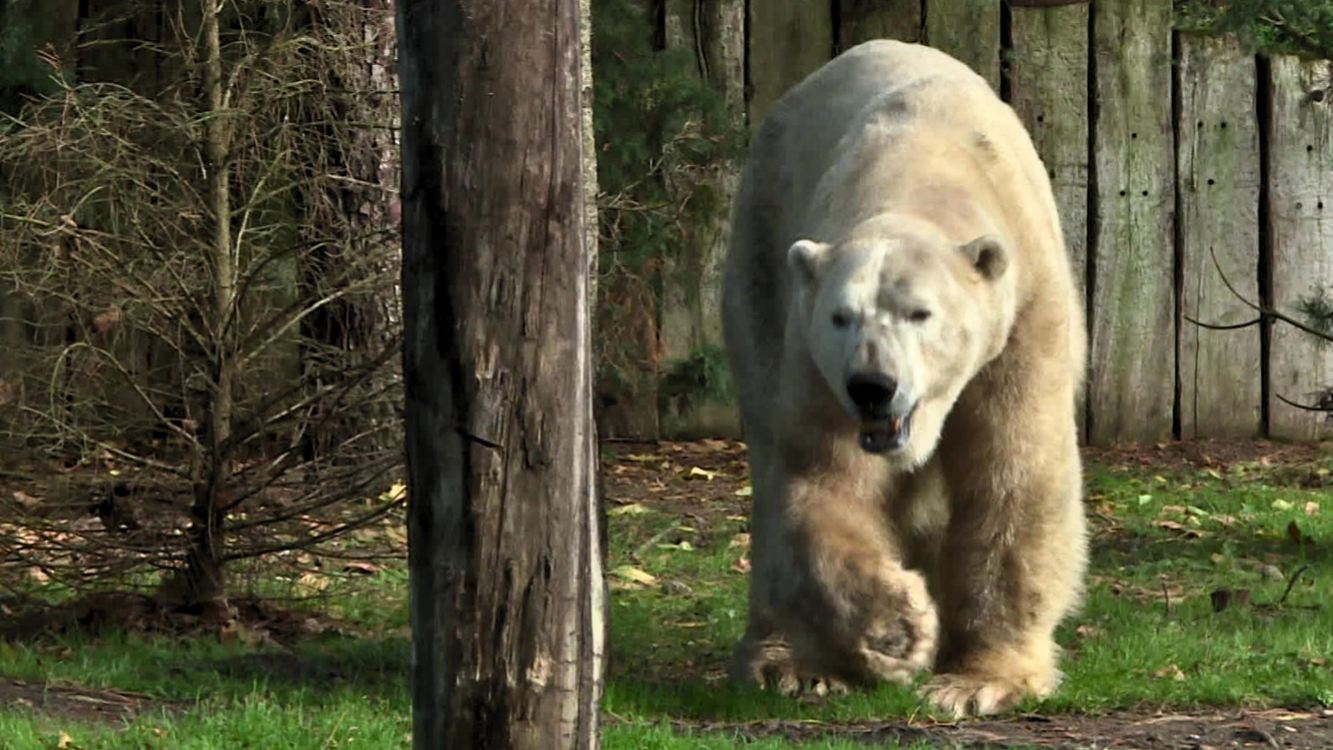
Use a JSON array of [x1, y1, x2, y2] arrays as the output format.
[[846, 372, 897, 419]]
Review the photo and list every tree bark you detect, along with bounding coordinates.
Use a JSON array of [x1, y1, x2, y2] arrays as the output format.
[[398, 0, 603, 747], [181, 0, 235, 620]]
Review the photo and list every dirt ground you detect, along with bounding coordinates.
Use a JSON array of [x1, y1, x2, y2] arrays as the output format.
[[661, 708, 1333, 749], [4, 437, 1333, 746]]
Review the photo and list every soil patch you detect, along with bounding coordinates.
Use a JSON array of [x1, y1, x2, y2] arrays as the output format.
[[0, 677, 186, 725], [666, 707, 1333, 749]]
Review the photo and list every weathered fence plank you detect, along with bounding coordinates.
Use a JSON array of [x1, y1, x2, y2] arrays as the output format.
[[1008, 1, 1090, 437], [837, 0, 922, 51], [1268, 55, 1333, 441], [661, 0, 745, 438], [748, 0, 832, 127], [1177, 35, 1262, 439], [924, 0, 1001, 91], [1089, 0, 1175, 445]]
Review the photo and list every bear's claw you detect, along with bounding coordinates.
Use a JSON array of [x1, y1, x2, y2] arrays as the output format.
[[919, 670, 1053, 718]]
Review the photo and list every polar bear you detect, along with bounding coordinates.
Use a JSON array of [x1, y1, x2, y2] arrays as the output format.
[[722, 40, 1088, 717]]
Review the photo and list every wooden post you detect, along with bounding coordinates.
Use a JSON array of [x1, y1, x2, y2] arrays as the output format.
[[1267, 56, 1333, 441], [1177, 35, 1262, 439], [748, 0, 833, 127], [924, 0, 1001, 91], [1088, 0, 1175, 445], [398, 0, 604, 746], [1008, 1, 1090, 438], [837, 0, 922, 51]]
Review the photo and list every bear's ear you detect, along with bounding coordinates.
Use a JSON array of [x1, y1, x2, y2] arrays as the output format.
[[788, 239, 832, 285], [959, 235, 1008, 281]]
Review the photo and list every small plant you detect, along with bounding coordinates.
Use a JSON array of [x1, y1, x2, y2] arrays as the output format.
[[0, 0, 402, 618], [659, 344, 734, 408]]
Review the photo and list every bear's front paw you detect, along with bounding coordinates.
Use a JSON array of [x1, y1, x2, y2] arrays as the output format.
[[857, 566, 938, 683], [733, 638, 803, 696], [919, 667, 1058, 718]]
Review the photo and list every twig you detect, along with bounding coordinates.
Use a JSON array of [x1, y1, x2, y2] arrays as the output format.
[[1277, 564, 1313, 606], [634, 521, 683, 559], [1274, 392, 1333, 413], [1205, 246, 1333, 342], [1183, 315, 1261, 331]]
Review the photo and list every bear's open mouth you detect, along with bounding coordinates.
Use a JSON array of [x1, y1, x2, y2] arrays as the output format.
[[859, 410, 913, 454]]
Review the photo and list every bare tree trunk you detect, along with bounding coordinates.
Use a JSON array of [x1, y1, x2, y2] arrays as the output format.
[[398, 0, 603, 747], [182, 0, 234, 619]]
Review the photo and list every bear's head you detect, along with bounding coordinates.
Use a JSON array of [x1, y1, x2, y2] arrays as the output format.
[[788, 228, 1012, 463]]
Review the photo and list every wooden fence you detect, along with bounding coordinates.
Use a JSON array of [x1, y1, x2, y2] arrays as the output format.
[[632, 0, 1333, 446], [5, 1, 1333, 447]]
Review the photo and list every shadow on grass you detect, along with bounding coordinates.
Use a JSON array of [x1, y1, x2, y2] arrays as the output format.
[[170, 634, 413, 696]]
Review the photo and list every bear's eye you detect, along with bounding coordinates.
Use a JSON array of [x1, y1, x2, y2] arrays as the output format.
[[831, 311, 853, 329], [908, 308, 932, 323]]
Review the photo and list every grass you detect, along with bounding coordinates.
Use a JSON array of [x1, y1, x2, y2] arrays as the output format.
[[2, 442, 1332, 748], [604, 445, 1333, 724]]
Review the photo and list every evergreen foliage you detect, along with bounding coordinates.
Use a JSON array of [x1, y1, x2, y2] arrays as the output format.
[[1175, 0, 1333, 59], [590, 0, 745, 405]]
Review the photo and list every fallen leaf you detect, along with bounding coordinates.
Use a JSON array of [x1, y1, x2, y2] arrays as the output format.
[[11, 490, 41, 510], [657, 540, 694, 551], [57, 730, 73, 748], [1273, 498, 1294, 511], [1305, 501, 1320, 516], [612, 565, 657, 585], [1161, 505, 1186, 514], [731, 556, 751, 573], [683, 466, 718, 481], [1075, 624, 1101, 639], [728, 532, 751, 550], [1210, 514, 1238, 526], [386, 482, 407, 501], [1137, 494, 1154, 506], [622, 453, 657, 463], [734, 485, 753, 497], [1152, 663, 1186, 681], [297, 572, 330, 593], [1157, 520, 1204, 538], [343, 562, 379, 575], [90, 305, 122, 334], [608, 503, 652, 517]]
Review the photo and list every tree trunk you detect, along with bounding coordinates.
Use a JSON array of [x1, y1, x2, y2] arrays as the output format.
[[182, 0, 235, 619], [398, 0, 603, 747]]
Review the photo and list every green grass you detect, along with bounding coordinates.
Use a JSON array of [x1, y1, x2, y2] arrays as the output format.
[[604, 451, 1333, 723], [3, 447, 1333, 748]]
